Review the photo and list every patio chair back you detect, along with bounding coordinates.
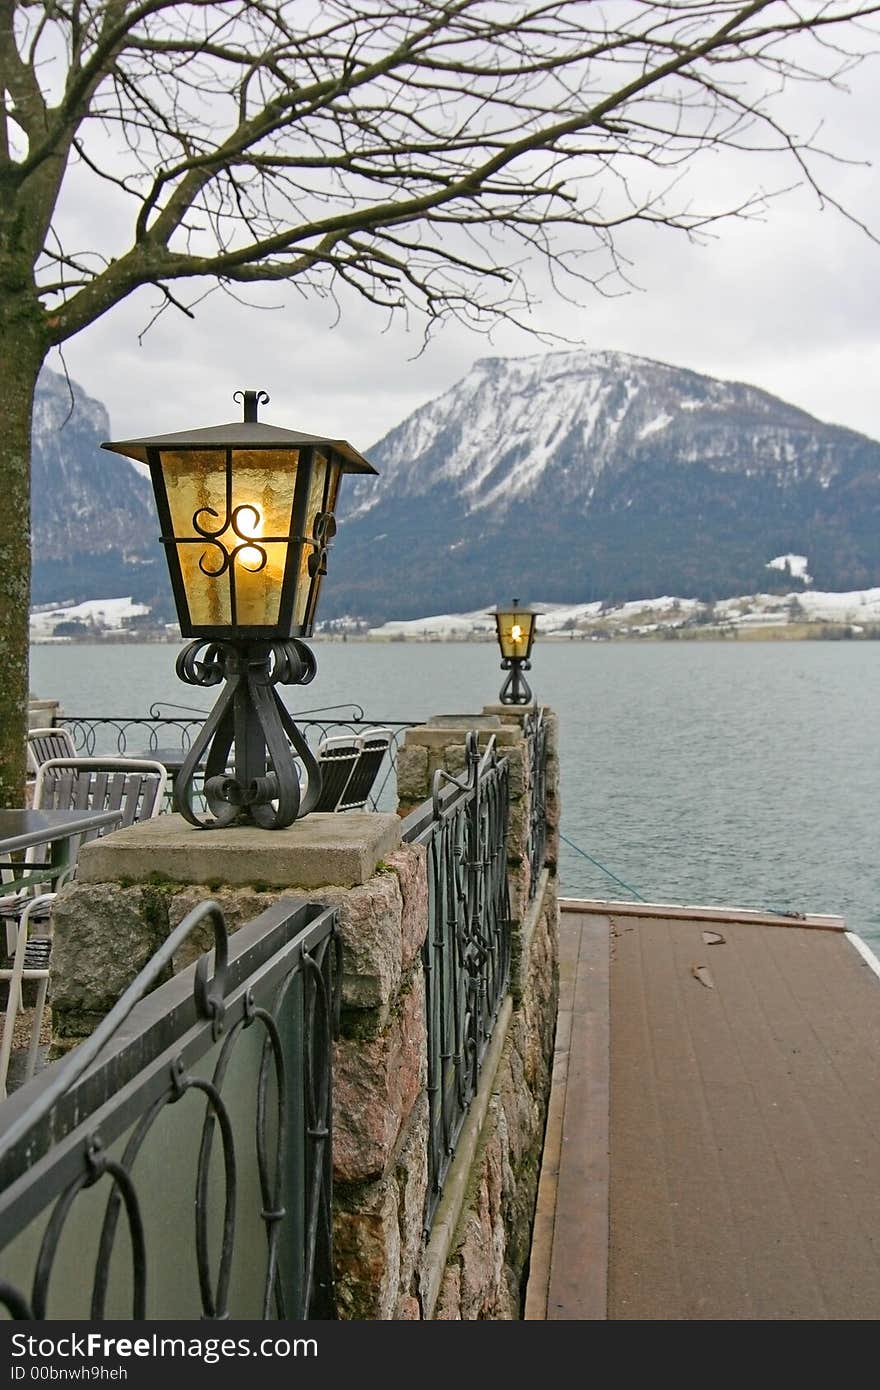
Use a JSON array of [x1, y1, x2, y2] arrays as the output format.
[[312, 735, 362, 813], [33, 757, 168, 875], [26, 726, 76, 776], [336, 727, 392, 811], [35, 756, 167, 821], [1, 760, 168, 1095]]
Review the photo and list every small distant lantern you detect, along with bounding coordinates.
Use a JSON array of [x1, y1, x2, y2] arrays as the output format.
[[103, 390, 377, 829], [492, 599, 538, 704]]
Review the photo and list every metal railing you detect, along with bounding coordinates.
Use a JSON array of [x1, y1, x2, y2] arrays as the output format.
[[524, 706, 548, 899], [401, 733, 512, 1232], [59, 705, 418, 813], [0, 897, 341, 1320]]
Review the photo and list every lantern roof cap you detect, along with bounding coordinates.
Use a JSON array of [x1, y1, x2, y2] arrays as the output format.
[[102, 420, 377, 474], [490, 600, 541, 614]]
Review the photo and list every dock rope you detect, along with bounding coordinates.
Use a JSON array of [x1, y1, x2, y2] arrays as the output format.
[[559, 831, 648, 903], [559, 831, 807, 920]]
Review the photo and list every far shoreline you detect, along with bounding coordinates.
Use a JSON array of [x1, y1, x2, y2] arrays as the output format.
[[29, 621, 880, 647]]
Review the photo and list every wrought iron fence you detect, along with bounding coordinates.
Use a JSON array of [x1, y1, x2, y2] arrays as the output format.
[[524, 706, 548, 899], [401, 733, 512, 1232], [59, 705, 417, 812], [0, 897, 341, 1320]]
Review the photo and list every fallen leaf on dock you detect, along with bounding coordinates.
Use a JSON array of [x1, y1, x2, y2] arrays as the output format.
[[702, 930, 726, 946], [690, 964, 715, 989]]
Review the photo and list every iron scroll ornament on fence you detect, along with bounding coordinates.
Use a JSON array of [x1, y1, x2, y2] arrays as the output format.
[[402, 732, 512, 1230], [0, 898, 341, 1320]]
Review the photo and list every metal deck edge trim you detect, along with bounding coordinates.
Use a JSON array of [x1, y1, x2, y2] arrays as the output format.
[[525, 910, 611, 1321], [559, 897, 847, 931], [845, 931, 880, 981]]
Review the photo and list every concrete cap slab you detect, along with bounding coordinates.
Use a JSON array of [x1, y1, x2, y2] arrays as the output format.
[[428, 714, 501, 727], [482, 704, 547, 719], [77, 812, 403, 889], [405, 726, 520, 749]]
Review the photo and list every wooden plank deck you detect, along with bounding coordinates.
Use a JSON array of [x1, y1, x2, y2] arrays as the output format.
[[526, 899, 880, 1321]]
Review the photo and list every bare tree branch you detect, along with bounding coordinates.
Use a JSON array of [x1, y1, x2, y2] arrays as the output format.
[[8, 1, 878, 358], [1, 2, 878, 352]]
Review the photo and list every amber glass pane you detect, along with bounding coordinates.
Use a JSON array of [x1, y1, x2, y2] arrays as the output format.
[[293, 453, 333, 630], [161, 447, 299, 629], [496, 610, 535, 659]]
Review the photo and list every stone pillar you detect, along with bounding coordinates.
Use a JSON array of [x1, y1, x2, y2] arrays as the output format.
[[396, 707, 561, 1318], [27, 694, 63, 730], [46, 697, 562, 1321], [48, 810, 430, 1320]]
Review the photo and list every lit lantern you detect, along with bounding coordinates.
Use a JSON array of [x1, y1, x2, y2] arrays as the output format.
[[103, 389, 375, 641], [492, 600, 538, 704], [103, 390, 377, 828]]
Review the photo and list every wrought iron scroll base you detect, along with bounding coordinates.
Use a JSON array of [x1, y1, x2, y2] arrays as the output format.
[[173, 639, 321, 829], [499, 656, 532, 705]]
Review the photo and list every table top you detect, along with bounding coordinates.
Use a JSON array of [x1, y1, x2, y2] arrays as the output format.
[[0, 808, 124, 856], [131, 748, 195, 772]]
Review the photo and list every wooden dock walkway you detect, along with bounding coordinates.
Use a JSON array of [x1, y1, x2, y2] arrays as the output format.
[[526, 899, 880, 1320]]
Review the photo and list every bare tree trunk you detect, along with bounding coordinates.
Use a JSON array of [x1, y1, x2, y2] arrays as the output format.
[[0, 329, 45, 807]]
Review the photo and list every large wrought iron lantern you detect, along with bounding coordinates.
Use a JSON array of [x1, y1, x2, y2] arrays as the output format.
[[103, 389, 376, 829], [493, 599, 537, 705]]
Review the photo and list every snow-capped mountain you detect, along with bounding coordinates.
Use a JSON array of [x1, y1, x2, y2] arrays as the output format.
[[30, 351, 880, 622], [346, 351, 846, 516], [323, 350, 880, 620], [31, 368, 168, 610]]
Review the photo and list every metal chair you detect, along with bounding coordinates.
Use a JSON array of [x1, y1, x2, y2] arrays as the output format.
[[32, 757, 168, 846], [336, 727, 392, 811], [0, 759, 167, 1095], [26, 726, 77, 777], [0, 894, 56, 1095], [312, 734, 362, 813]]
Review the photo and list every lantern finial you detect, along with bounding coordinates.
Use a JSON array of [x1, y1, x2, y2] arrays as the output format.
[[234, 388, 270, 422]]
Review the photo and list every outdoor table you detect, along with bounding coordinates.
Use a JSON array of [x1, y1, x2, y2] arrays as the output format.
[[133, 747, 191, 773], [130, 747, 195, 805], [0, 807, 124, 895], [134, 747, 189, 779]]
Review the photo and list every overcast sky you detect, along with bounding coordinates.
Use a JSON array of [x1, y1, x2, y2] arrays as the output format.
[[52, 41, 880, 458]]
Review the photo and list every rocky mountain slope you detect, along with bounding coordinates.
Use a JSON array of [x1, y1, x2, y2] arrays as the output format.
[[30, 352, 880, 623], [322, 350, 880, 620], [31, 368, 168, 612]]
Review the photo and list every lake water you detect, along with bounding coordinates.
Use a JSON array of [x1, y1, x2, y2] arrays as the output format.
[[29, 639, 880, 946]]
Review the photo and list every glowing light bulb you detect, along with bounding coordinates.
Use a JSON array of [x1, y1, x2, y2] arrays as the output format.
[[237, 504, 264, 570], [511, 623, 523, 643]]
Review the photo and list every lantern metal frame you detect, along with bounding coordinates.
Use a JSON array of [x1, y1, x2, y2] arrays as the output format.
[[102, 390, 376, 829], [492, 600, 538, 706]]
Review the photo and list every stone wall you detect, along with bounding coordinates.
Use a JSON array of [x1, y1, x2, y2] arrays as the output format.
[[46, 706, 560, 1319], [27, 694, 63, 730], [426, 872, 558, 1318], [397, 706, 560, 1317]]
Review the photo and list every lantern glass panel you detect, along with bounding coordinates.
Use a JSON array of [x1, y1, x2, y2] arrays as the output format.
[[496, 609, 535, 660], [292, 451, 338, 629], [161, 446, 298, 630]]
